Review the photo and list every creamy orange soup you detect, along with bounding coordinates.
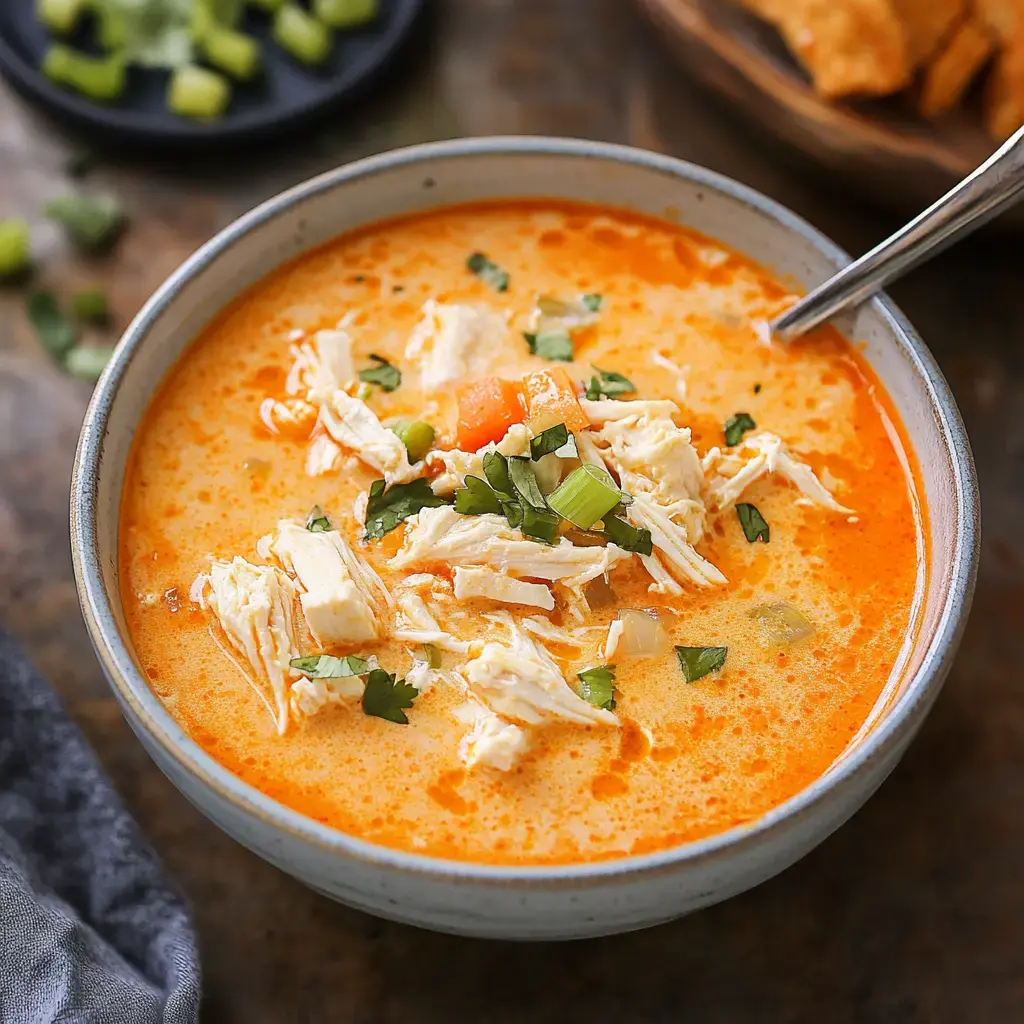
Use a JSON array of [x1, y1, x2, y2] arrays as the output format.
[[120, 201, 923, 865]]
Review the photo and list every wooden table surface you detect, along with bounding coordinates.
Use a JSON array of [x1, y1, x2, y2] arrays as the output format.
[[1, 2, 1022, 1020]]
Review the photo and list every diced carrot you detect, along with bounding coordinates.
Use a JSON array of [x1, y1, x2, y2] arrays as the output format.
[[456, 377, 526, 451], [522, 367, 588, 434]]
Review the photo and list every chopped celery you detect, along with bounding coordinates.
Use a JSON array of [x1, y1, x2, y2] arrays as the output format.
[[45, 195, 124, 252], [273, 4, 332, 65], [201, 0, 245, 27], [65, 344, 115, 381], [94, 5, 127, 50], [547, 464, 622, 531], [71, 288, 109, 322], [36, 0, 85, 35], [198, 24, 261, 80], [167, 65, 231, 120], [0, 220, 31, 279], [313, 0, 379, 29], [247, 0, 285, 10], [42, 45, 126, 102], [391, 420, 435, 463]]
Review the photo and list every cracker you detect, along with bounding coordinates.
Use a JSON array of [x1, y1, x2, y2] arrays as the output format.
[[918, 15, 996, 116], [975, 0, 1021, 41], [892, 0, 967, 67], [739, 0, 912, 98], [985, 28, 1024, 137]]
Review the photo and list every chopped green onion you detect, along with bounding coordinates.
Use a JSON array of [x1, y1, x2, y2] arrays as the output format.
[[530, 422, 569, 460], [520, 505, 560, 544], [466, 251, 509, 292], [65, 345, 115, 381], [586, 366, 635, 400], [424, 643, 441, 669], [362, 669, 417, 724], [36, 0, 85, 35], [168, 64, 232, 120], [305, 505, 331, 532], [507, 457, 547, 510], [27, 292, 77, 361], [548, 464, 622, 530], [724, 412, 757, 447], [737, 502, 769, 543], [313, 0, 379, 28], [197, 23, 261, 80], [45, 195, 124, 252], [273, 4, 333, 65], [675, 646, 727, 683], [577, 665, 616, 710], [454, 475, 503, 517], [71, 288, 109, 323], [42, 45, 126, 102], [602, 513, 652, 555], [482, 450, 512, 496], [391, 419, 434, 462], [291, 653, 369, 677], [364, 478, 449, 540], [524, 329, 574, 362], [358, 354, 400, 392], [0, 220, 31, 279], [581, 293, 603, 312]]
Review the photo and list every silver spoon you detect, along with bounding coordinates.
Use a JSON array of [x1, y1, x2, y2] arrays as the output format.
[[771, 123, 1024, 341]]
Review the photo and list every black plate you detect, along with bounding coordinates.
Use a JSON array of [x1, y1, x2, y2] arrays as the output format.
[[0, 1, 423, 151]]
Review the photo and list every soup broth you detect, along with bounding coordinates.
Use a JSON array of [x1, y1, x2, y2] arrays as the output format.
[[120, 201, 923, 865]]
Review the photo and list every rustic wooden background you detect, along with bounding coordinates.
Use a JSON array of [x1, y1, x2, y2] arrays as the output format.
[[1, 1, 1022, 1020]]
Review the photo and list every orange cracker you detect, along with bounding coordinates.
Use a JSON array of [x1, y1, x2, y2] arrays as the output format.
[[892, 0, 967, 67], [919, 15, 996, 116]]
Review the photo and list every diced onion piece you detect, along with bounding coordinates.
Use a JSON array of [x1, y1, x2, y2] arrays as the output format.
[[391, 420, 435, 463], [615, 609, 667, 659], [313, 0, 379, 28], [42, 45, 126, 102], [168, 65, 232, 120], [548, 464, 622, 531], [273, 3, 333, 65], [749, 602, 814, 645], [583, 576, 616, 608], [0, 220, 30, 279]]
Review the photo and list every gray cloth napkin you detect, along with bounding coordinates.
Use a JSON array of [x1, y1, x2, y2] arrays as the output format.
[[0, 628, 200, 1024]]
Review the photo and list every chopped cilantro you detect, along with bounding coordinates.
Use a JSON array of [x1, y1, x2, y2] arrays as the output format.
[[724, 411, 757, 446], [581, 293, 603, 312], [577, 664, 616, 710], [466, 251, 509, 292], [290, 654, 370, 678], [305, 505, 331, 532], [507, 456, 547, 510], [519, 504, 561, 544], [45, 194, 124, 253], [454, 453, 560, 543], [358, 354, 401, 392], [530, 422, 570, 460], [675, 646, 727, 683], [27, 291, 77, 361], [524, 329, 574, 362], [602, 513, 652, 555], [454, 475, 504, 516], [737, 502, 769, 543], [482, 449, 513, 495], [585, 366, 635, 400], [362, 668, 418, 724], [364, 479, 449, 540], [753, 383, 762, 395]]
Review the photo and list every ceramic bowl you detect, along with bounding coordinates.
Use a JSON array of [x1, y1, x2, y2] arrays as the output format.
[[70, 137, 979, 940]]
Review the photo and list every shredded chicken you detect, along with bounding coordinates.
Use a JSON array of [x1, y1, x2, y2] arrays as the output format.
[[394, 590, 471, 654], [628, 495, 727, 590], [702, 431, 853, 513], [286, 326, 356, 401], [457, 698, 531, 771], [198, 557, 299, 735], [291, 674, 364, 718], [427, 423, 531, 495], [405, 300, 509, 392], [392, 506, 631, 588], [579, 397, 680, 426], [453, 566, 554, 611]]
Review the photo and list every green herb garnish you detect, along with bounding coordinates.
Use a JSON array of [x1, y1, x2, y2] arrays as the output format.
[[358, 354, 401, 392], [466, 251, 509, 292], [581, 293, 603, 312], [507, 456, 547, 509], [675, 646, 727, 683], [71, 288, 109, 322], [585, 366, 635, 401], [524, 329, 574, 362], [724, 412, 757, 447], [362, 669, 418, 724], [737, 502, 769, 543], [482, 449, 513, 495], [364, 479, 449, 540], [45, 194, 125, 252], [577, 665, 616, 711], [27, 291, 77, 360], [290, 654, 370, 678], [305, 505, 331, 532], [602, 513, 653, 555], [454, 475, 504, 516], [753, 383, 762, 395], [530, 423, 570, 460], [519, 504, 561, 544]]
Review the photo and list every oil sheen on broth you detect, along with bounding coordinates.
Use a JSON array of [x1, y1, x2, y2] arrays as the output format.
[[120, 201, 923, 865]]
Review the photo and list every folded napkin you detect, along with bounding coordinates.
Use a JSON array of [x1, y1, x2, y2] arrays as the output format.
[[0, 628, 200, 1023]]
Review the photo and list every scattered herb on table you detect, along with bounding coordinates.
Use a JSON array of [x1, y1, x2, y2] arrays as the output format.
[[27, 291, 77, 360], [71, 288, 109, 322], [45, 194, 125, 252], [675, 645, 727, 683]]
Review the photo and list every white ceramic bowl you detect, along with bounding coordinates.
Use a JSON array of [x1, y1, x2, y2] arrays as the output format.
[[71, 137, 980, 940]]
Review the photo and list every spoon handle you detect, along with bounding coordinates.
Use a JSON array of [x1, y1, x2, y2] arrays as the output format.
[[771, 124, 1024, 341]]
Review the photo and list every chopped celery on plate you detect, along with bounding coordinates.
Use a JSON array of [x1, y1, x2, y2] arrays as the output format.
[[313, 0, 379, 29], [168, 64, 232, 120], [42, 45, 126, 102], [273, 4, 333, 66], [197, 24, 262, 80], [36, 0, 85, 35]]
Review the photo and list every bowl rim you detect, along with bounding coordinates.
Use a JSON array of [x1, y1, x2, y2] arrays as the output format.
[[71, 135, 980, 884]]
